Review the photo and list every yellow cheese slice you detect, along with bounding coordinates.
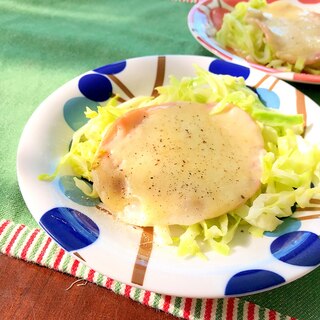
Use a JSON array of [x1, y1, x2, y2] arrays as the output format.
[[92, 102, 264, 226]]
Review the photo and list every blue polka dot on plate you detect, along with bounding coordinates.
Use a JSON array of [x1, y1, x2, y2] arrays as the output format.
[[264, 217, 301, 237], [39, 207, 99, 252], [63, 97, 98, 131], [255, 88, 280, 109], [225, 269, 285, 296], [78, 74, 112, 102], [94, 60, 126, 75], [59, 176, 100, 207], [209, 60, 250, 79], [270, 231, 320, 266]]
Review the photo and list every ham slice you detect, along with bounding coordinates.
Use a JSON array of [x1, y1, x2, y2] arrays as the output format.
[[246, 1, 320, 66], [92, 102, 264, 227]]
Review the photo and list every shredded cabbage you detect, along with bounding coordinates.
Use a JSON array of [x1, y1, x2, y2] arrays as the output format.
[[215, 0, 320, 74], [41, 67, 320, 257]]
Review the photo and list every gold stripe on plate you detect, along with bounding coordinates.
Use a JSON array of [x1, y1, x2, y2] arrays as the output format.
[[151, 56, 166, 97], [131, 227, 154, 286]]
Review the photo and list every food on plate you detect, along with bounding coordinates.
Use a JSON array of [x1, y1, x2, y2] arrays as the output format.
[[92, 102, 264, 226], [41, 66, 320, 257], [215, 0, 320, 74]]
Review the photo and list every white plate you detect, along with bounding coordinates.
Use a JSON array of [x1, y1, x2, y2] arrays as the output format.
[[188, 0, 320, 84], [17, 55, 320, 298]]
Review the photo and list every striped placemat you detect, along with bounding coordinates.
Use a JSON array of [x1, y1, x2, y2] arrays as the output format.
[[0, 219, 297, 320]]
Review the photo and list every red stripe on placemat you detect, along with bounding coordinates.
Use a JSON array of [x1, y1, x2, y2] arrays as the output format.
[[183, 298, 193, 319], [124, 284, 132, 298], [5, 224, 26, 254], [36, 237, 52, 264], [204, 299, 213, 320], [248, 302, 255, 320], [53, 248, 65, 270], [87, 268, 95, 282], [226, 298, 235, 319], [142, 290, 151, 305], [70, 259, 80, 276], [163, 295, 171, 312], [0, 220, 10, 235], [21, 229, 40, 260], [105, 278, 114, 289], [268, 309, 276, 320]]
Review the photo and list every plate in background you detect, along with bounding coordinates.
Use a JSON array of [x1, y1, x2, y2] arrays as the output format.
[[188, 0, 320, 84]]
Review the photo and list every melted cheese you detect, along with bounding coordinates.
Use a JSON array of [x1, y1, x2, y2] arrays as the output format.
[[92, 102, 263, 226], [246, 1, 320, 65]]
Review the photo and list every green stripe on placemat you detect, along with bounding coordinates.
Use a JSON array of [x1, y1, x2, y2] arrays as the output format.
[[29, 232, 46, 261], [194, 299, 203, 319], [134, 288, 142, 302], [153, 293, 162, 309], [216, 299, 224, 320], [0, 219, 299, 320], [96, 273, 105, 287], [237, 299, 245, 320], [173, 297, 183, 317]]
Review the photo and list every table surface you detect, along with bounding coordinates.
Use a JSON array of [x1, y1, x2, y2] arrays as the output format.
[[0, 254, 176, 320], [1, 1, 319, 320]]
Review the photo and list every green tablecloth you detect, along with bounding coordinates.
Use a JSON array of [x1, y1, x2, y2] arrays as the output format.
[[1, 1, 319, 319]]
